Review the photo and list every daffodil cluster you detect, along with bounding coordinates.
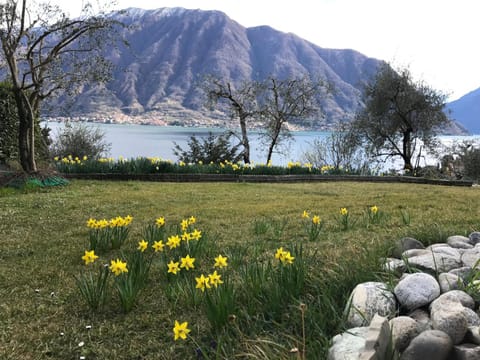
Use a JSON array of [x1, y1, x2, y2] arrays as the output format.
[[274, 247, 295, 265], [86, 215, 133, 252]]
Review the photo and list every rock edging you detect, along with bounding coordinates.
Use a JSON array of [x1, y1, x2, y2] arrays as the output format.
[[328, 232, 480, 360]]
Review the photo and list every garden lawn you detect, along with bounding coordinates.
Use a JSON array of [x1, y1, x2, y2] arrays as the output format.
[[1, 180, 479, 359]]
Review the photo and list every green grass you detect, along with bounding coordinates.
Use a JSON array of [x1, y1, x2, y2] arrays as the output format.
[[1, 180, 479, 359]]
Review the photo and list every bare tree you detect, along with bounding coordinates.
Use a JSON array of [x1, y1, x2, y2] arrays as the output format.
[[0, 0, 122, 173], [257, 76, 330, 163], [200, 75, 259, 163]]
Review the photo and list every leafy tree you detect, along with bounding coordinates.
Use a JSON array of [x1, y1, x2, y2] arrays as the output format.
[[200, 76, 259, 164], [0, 0, 122, 173], [257, 76, 330, 163], [50, 122, 111, 159], [173, 132, 242, 164], [0, 81, 18, 163], [350, 64, 450, 171]]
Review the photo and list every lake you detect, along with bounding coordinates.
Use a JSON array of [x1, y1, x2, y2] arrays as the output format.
[[45, 122, 330, 165], [44, 122, 480, 168]]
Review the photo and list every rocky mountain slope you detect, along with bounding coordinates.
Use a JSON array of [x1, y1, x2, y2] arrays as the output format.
[[48, 7, 382, 128], [447, 87, 480, 134]]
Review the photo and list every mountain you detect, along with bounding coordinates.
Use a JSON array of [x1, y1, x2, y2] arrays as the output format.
[[446, 87, 480, 134], [47, 7, 382, 129]]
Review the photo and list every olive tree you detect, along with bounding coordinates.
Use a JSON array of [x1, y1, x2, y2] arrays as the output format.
[[350, 64, 450, 171], [0, 0, 121, 173]]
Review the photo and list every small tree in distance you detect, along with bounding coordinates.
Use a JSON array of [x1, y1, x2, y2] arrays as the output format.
[[350, 63, 450, 171], [173, 132, 242, 164]]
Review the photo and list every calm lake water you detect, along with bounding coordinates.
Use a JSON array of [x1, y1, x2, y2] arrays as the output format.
[[45, 122, 330, 165], [44, 121, 480, 168]]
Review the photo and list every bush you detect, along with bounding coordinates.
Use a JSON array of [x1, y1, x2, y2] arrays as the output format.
[[50, 122, 111, 159], [463, 147, 480, 180], [173, 132, 242, 164]]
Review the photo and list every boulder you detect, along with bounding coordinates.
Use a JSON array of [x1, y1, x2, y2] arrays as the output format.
[[431, 291, 476, 311], [407, 248, 462, 273], [327, 326, 368, 360], [469, 232, 480, 245], [451, 343, 480, 360], [431, 300, 468, 344], [448, 236, 475, 249], [389, 316, 419, 352], [438, 272, 462, 293], [461, 248, 480, 268], [394, 273, 440, 311], [392, 237, 425, 259], [408, 308, 432, 332], [465, 326, 480, 345], [345, 282, 397, 327], [400, 330, 452, 360]]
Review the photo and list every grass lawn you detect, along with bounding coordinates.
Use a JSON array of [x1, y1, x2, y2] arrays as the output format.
[[1, 180, 479, 359]]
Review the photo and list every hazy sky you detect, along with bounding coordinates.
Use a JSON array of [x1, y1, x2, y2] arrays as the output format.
[[54, 0, 479, 101]]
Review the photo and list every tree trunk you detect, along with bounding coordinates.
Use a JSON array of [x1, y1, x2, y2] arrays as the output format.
[[13, 90, 37, 173], [402, 130, 413, 171], [239, 113, 250, 164]]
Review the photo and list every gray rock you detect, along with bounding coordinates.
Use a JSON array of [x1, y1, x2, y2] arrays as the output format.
[[394, 273, 440, 311], [346, 282, 397, 327], [451, 343, 480, 360], [327, 326, 368, 360], [438, 272, 462, 293], [448, 235, 475, 249], [383, 258, 406, 274], [392, 237, 425, 259], [389, 316, 419, 352], [400, 330, 452, 360], [461, 248, 480, 268], [360, 314, 391, 360], [469, 232, 480, 245], [463, 307, 480, 327], [406, 249, 462, 273], [402, 249, 430, 258], [465, 326, 480, 345], [431, 300, 468, 344], [431, 290, 476, 310], [449, 266, 472, 282], [427, 243, 451, 250], [408, 308, 432, 332]]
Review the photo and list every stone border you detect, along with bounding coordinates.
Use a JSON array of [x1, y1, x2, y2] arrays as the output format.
[[61, 173, 474, 186]]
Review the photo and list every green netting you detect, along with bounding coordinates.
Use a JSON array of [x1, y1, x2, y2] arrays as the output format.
[[7, 175, 69, 189]]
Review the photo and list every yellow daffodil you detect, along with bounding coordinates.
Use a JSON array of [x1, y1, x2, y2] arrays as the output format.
[[370, 205, 378, 214], [109, 259, 128, 276], [173, 320, 190, 341], [86, 218, 97, 228], [180, 255, 195, 270], [195, 274, 211, 292], [214, 255, 228, 268], [274, 247, 286, 260], [208, 271, 223, 288], [155, 216, 165, 227], [166, 235, 181, 249], [340, 208, 348, 216], [181, 232, 191, 242], [180, 219, 189, 231], [190, 229, 202, 241], [137, 239, 148, 252], [167, 260, 180, 275], [302, 210, 310, 219], [312, 215, 321, 225], [152, 240, 164, 252], [282, 251, 295, 264], [124, 215, 133, 225], [81, 250, 98, 265], [188, 216, 196, 225]]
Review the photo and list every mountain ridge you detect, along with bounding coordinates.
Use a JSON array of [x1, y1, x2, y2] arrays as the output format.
[[46, 7, 381, 130]]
